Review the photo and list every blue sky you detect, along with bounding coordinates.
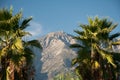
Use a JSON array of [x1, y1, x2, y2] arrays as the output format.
[[0, 0, 120, 39]]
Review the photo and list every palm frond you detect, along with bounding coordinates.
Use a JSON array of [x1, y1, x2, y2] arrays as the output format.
[[101, 19, 112, 28], [96, 46, 116, 67], [74, 30, 84, 36], [0, 8, 12, 20], [20, 17, 32, 30], [88, 17, 93, 25], [26, 40, 42, 49], [8, 12, 22, 27], [112, 53, 120, 62], [108, 23, 118, 32], [109, 33, 120, 40], [23, 47, 34, 65], [70, 43, 84, 48], [16, 29, 31, 37], [0, 7, 42, 80], [70, 17, 120, 79], [72, 58, 79, 66], [0, 12, 22, 31], [10, 53, 23, 66], [11, 37, 23, 50], [112, 40, 120, 45]]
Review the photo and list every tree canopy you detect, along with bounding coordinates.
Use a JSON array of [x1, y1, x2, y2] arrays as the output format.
[[70, 17, 120, 80], [0, 7, 42, 80]]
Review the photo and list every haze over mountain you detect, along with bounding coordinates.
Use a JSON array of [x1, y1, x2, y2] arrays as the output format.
[[33, 31, 78, 80]]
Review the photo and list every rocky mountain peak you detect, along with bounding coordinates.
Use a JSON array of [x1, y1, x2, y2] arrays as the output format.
[[33, 31, 120, 80], [33, 31, 77, 80], [39, 31, 76, 49]]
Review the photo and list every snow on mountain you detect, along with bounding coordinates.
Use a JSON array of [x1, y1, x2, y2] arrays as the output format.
[[33, 31, 77, 80]]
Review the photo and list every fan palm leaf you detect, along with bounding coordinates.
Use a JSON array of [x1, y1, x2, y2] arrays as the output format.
[[70, 17, 120, 80], [0, 7, 42, 80]]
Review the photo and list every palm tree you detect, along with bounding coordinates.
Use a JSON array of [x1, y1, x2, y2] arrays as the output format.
[[70, 17, 120, 80], [0, 7, 42, 80], [53, 71, 82, 80]]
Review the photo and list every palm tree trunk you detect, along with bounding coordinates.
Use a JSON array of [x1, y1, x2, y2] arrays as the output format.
[[6, 61, 14, 80]]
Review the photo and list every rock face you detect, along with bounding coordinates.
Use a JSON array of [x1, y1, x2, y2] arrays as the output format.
[[33, 31, 77, 80], [31, 31, 120, 80]]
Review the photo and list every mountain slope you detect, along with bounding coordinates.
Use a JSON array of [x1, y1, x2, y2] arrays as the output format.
[[32, 31, 120, 80], [33, 31, 77, 80]]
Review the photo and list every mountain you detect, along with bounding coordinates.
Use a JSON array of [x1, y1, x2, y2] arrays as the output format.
[[33, 31, 78, 80], [32, 31, 120, 80]]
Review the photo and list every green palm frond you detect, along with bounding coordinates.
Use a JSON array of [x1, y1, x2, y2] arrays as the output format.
[[0, 12, 22, 31], [112, 40, 120, 45], [7, 12, 22, 26], [0, 8, 12, 20], [74, 30, 84, 36], [77, 48, 90, 60], [9, 6, 13, 15], [79, 24, 88, 31], [0, 7, 42, 80], [72, 58, 79, 66], [10, 52, 23, 66], [14, 38, 23, 50], [26, 40, 42, 49], [23, 47, 34, 65], [108, 23, 118, 32], [109, 33, 120, 40], [70, 44, 84, 48], [92, 60, 100, 70], [88, 17, 93, 25], [70, 16, 120, 79], [96, 46, 116, 67], [113, 53, 120, 62], [20, 17, 32, 30], [0, 46, 8, 57], [101, 18, 112, 28], [16, 29, 31, 37], [105, 21, 112, 28]]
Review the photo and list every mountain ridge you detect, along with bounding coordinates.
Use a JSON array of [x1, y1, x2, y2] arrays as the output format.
[[33, 31, 120, 80], [33, 31, 77, 80]]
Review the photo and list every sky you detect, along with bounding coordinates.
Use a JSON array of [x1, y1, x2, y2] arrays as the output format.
[[0, 0, 120, 39]]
